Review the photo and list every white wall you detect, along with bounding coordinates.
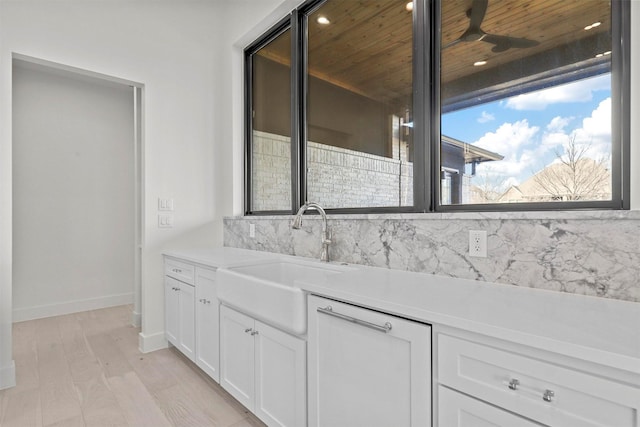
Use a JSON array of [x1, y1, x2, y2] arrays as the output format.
[[12, 61, 134, 321], [0, 0, 284, 389]]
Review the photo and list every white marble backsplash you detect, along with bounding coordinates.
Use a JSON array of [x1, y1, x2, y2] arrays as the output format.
[[223, 212, 640, 302]]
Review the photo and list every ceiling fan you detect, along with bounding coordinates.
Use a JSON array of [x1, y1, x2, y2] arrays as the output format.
[[444, 0, 540, 52]]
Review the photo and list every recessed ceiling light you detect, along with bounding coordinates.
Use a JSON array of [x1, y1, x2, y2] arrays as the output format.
[[473, 60, 487, 66], [317, 16, 330, 25], [584, 21, 602, 30], [406, 2, 413, 12]]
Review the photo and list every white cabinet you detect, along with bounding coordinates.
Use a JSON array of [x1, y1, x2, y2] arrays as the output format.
[[220, 305, 306, 427], [164, 258, 219, 378], [164, 275, 195, 361], [195, 267, 220, 382], [307, 295, 431, 427], [436, 332, 640, 427]]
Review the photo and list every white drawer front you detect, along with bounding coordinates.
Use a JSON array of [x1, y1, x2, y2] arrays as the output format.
[[438, 386, 543, 427], [438, 334, 640, 427], [165, 258, 195, 284]]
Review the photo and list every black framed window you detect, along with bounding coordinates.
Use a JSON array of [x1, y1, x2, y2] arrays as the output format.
[[246, 19, 293, 213], [245, 0, 629, 215]]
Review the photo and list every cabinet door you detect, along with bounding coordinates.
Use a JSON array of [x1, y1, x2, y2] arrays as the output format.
[[177, 281, 196, 361], [254, 320, 306, 427], [308, 295, 431, 427], [438, 386, 543, 427], [195, 267, 220, 382], [165, 276, 180, 345], [220, 305, 255, 411]]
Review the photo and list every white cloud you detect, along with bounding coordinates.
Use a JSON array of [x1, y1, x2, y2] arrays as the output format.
[[504, 74, 610, 111], [474, 120, 539, 157], [575, 97, 611, 142], [546, 116, 572, 132], [572, 97, 612, 162], [472, 120, 540, 179], [477, 111, 495, 123]]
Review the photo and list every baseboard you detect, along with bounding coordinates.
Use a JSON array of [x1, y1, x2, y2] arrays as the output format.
[[131, 310, 142, 327], [13, 293, 134, 322], [0, 361, 16, 391], [138, 331, 168, 353]]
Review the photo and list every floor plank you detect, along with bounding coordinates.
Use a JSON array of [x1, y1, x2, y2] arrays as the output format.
[[39, 377, 82, 427], [108, 372, 172, 427], [74, 376, 127, 427], [85, 333, 134, 379], [1, 387, 43, 427]]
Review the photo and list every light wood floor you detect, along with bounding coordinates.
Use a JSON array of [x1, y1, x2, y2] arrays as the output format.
[[0, 305, 267, 427]]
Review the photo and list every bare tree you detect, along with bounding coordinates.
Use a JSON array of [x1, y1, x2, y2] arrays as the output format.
[[533, 137, 611, 201], [470, 167, 508, 203]]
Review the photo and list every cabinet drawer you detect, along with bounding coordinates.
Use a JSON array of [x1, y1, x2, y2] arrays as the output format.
[[438, 334, 640, 427], [438, 386, 543, 427], [165, 258, 195, 284]]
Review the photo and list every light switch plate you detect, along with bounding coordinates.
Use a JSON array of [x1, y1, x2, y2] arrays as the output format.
[[158, 198, 174, 212], [158, 214, 174, 228]]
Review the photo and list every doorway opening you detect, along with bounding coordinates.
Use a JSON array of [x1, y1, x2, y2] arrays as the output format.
[[11, 54, 144, 326]]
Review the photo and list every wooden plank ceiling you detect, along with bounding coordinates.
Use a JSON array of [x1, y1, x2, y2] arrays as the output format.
[[259, 0, 611, 109]]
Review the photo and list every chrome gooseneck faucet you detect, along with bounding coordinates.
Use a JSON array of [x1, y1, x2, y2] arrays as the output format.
[[291, 202, 331, 262]]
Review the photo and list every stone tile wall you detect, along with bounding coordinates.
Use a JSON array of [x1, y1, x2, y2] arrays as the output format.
[[224, 211, 640, 303], [251, 131, 413, 210]]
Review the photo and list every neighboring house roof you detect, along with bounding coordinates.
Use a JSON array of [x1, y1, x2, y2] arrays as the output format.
[[497, 185, 524, 202], [442, 135, 504, 164], [499, 158, 611, 203]]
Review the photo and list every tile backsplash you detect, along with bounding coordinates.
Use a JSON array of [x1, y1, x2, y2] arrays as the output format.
[[224, 211, 640, 302]]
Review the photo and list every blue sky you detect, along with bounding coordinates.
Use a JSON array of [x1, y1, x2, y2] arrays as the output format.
[[441, 73, 612, 188]]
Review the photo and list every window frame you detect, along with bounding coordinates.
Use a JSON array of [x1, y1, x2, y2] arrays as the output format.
[[244, 16, 294, 215], [244, 0, 630, 216]]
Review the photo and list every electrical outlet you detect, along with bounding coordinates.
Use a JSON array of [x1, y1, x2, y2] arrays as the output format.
[[249, 223, 256, 238], [469, 230, 487, 257]]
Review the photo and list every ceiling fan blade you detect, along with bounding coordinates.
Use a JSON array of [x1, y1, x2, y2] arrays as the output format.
[[468, 0, 488, 30], [482, 33, 539, 52]]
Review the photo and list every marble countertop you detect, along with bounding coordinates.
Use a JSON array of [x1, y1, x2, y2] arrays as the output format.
[[164, 247, 640, 375], [164, 247, 275, 267]]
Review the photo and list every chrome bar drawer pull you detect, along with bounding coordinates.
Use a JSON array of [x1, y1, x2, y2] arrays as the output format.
[[543, 389, 555, 402], [508, 378, 520, 390], [245, 328, 253, 333], [317, 306, 392, 333], [172, 268, 182, 273]]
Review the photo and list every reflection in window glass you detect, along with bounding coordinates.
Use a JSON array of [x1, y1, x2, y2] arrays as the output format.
[[250, 29, 292, 211], [306, 0, 414, 209], [440, 0, 612, 205]]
